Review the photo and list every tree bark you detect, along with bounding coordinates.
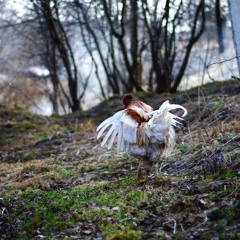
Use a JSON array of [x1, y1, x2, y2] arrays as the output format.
[[171, 0, 205, 92], [228, 0, 240, 75], [216, 0, 224, 53]]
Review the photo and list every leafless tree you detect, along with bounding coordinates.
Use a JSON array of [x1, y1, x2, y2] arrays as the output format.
[[142, 0, 205, 93], [30, 0, 89, 113], [74, 0, 146, 94], [228, 0, 240, 75], [73, 0, 206, 94], [1, 0, 230, 113]]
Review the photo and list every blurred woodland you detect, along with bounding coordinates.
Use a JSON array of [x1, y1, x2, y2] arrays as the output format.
[[0, 0, 239, 115], [0, 1, 240, 239]]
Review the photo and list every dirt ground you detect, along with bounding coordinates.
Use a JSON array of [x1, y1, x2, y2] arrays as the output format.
[[0, 80, 240, 239]]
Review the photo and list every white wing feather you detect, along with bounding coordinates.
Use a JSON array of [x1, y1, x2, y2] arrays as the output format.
[[146, 100, 187, 156], [96, 109, 138, 151]]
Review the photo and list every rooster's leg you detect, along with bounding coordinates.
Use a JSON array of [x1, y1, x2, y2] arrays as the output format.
[[143, 169, 150, 187], [136, 160, 142, 185]]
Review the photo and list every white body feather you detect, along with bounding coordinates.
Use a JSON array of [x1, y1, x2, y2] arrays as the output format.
[[96, 100, 187, 163]]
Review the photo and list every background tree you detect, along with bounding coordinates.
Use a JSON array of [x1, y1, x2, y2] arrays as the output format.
[[74, 0, 146, 94], [0, 0, 235, 115], [228, 0, 240, 76], [142, 0, 205, 93], [215, 0, 225, 53], [30, 0, 89, 113], [74, 0, 206, 94]]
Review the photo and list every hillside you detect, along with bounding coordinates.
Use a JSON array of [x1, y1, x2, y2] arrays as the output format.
[[0, 80, 240, 240]]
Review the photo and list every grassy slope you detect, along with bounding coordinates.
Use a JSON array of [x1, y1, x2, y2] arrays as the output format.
[[0, 80, 240, 240]]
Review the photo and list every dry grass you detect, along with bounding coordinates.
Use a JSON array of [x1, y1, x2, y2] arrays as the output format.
[[0, 80, 239, 239]]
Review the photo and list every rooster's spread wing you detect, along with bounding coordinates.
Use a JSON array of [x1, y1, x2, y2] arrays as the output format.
[[97, 100, 188, 156], [96, 109, 140, 152]]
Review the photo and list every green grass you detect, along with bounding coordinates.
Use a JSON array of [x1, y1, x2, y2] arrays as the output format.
[[1, 80, 240, 239], [3, 178, 145, 238]]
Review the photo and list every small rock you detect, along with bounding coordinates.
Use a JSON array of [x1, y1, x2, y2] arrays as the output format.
[[36, 235, 46, 239], [111, 206, 120, 211], [193, 230, 201, 237], [82, 230, 92, 235], [163, 221, 174, 232]]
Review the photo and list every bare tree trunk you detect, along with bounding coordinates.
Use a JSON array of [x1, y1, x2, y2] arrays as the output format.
[[130, 0, 142, 88], [75, 0, 120, 94], [101, 0, 143, 92], [216, 0, 224, 53], [142, 0, 205, 93], [171, 0, 205, 92], [31, 0, 83, 113], [228, 0, 240, 75]]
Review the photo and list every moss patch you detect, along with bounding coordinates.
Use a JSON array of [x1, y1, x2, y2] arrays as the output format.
[[0, 80, 240, 239]]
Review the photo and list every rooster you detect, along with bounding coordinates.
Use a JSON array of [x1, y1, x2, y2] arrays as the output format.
[[96, 95, 187, 185]]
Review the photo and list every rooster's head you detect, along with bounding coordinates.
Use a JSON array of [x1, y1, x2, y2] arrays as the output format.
[[122, 94, 133, 108]]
